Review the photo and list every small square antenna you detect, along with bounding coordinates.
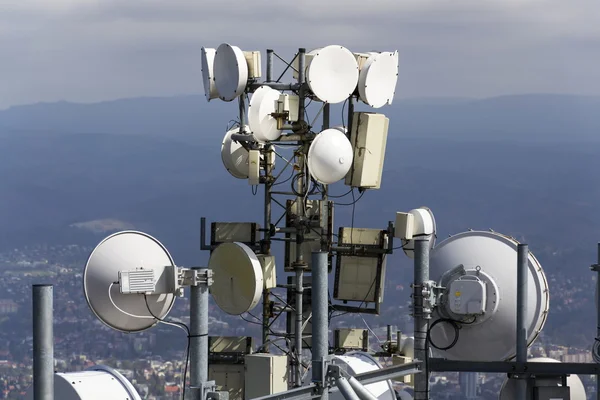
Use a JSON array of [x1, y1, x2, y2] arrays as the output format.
[[395, 212, 414, 240]]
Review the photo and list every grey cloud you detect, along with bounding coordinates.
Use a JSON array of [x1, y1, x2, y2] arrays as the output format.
[[1, 0, 599, 109]]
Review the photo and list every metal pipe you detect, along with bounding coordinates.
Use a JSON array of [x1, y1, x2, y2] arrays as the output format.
[[263, 146, 273, 351], [298, 48, 306, 85], [596, 243, 600, 400], [298, 49, 306, 126], [239, 94, 247, 129], [190, 268, 209, 399], [266, 49, 274, 82], [294, 267, 304, 387], [311, 252, 329, 399], [516, 244, 529, 400], [346, 97, 354, 137], [336, 376, 360, 400], [323, 103, 330, 130], [248, 82, 300, 91], [413, 238, 430, 400], [348, 376, 377, 400], [33, 284, 54, 400]]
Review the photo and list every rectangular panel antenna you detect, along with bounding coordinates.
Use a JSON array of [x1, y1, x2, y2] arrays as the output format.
[[345, 112, 390, 190]]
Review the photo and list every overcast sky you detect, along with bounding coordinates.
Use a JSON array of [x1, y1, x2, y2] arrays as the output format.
[[1, 0, 599, 109]]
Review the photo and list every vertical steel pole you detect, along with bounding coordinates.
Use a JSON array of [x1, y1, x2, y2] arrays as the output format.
[[516, 244, 529, 400], [413, 238, 430, 400], [322, 104, 330, 130], [190, 268, 209, 400], [33, 284, 53, 400], [596, 243, 600, 400], [266, 49, 273, 82], [262, 145, 273, 351], [312, 252, 329, 399], [294, 265, 304, 387], [292, 47, 307, 388]]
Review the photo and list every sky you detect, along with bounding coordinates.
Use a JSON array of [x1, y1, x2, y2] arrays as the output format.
[[1, 0, 599, 109]]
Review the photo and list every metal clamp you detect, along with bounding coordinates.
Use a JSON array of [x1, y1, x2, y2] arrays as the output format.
[[179, 268, 214, 287], [190, 380, 218, 400]]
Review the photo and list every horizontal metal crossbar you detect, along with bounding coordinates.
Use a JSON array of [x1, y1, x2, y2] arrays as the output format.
[[428, 358, 600, 375]]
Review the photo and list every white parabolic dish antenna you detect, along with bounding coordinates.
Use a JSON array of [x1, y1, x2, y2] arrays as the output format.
[[83, 231, 177, 333], [499, 358, 586, 400], [249, 85, 282, 142], [201, 47, 219, 101], [221, 125, 251, 179], [214, 43, 248, 102], [209, 242, 263, 315], [308, 127, 354, 184], [357, 51, 399, 108], [428, 231, 550, 361], [306, 45, 359, 104]]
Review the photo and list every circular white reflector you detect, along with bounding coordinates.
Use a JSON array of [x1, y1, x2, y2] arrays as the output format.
[[500, 358, 586, 400], [221, 125, 251, 179], [25, 365, 142, 400], [209, 242, 263, 315], [201, 47, 219, 101], [307, 128, 354, 184], [428, 231, 550, 361], [307, 45, 359, 104], [83, 231, 177, 333], [214, 43, 248, 102], [249, 85, 282, 142], [358, 51, 399, 108]]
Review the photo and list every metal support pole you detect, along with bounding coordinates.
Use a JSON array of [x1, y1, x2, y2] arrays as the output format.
[[262, 145, 273, 351], [190, 268, 209, 400], [294, 266, 304, 387], [413, 238, 430, 400], [348, 376, 378, 400], [239, 94, 246, 130], [596, 242, 600, 400], [312, 252, 329, 399], [516, 244, 529, 400], [266, 49, 273, 82], [33, 284, 54, 400], [322, 103, 330, 130], [336, 376, 360, 400]]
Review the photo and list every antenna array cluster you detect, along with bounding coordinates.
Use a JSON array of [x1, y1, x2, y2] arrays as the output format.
[[70, 43, 599, 400]]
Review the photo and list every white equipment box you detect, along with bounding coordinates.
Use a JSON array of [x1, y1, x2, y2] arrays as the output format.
[[209, 364, 245, 400], [345, 112, 389, 189], [244, 354, 288, 399]]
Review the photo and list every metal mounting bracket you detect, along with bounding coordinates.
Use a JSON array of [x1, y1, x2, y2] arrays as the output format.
[[179, 267, 213, 287]]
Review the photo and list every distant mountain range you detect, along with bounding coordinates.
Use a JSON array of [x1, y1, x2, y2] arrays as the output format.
[[2, 93, 600, 143], [0, 93, 599, 345]]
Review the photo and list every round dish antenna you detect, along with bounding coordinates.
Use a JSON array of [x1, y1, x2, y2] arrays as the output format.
[[83, 231, 177, 333], [249, 85, 282, 142], [214, 43, 248, 102], [208, 242, 263, 315], [428, 231, 550, 361], [25, 365, 142, 400], [221, 125, 251, 179], [500, 358, 586, 399], [306, 45, 359, 104], [201, 47, 219, 101], [403, 207, 437, 259], [357, 51, 399, 108], [307, 127, 354, 184]]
